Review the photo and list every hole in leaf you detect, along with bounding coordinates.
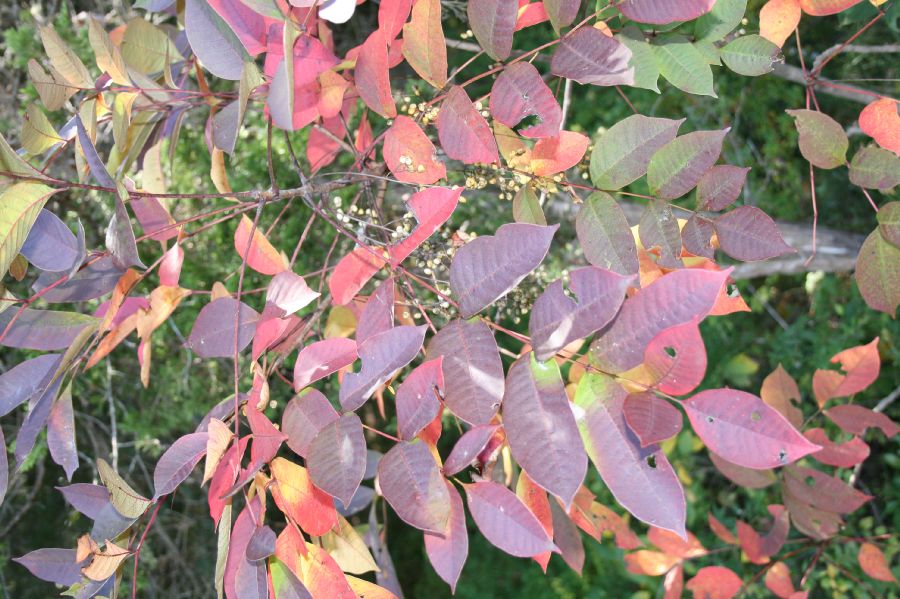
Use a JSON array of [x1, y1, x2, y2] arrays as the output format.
[[778, 449, 788, 463], [664, 346, 677, 358], [805, 476, 816, 487], [706, 416, 715, 424], [750, 410, 761, 422], [517, 113, 544, 131], [646, 455, 657, 469]]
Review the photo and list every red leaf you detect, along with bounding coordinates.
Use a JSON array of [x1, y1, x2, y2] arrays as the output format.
[[685, 566, 742, 599], [664, 564, 684, 599], [401, 0, 447, 88], [306, 126, 341, 173], [437, 86, 499, 165], [293, 338, 358, 391], [234, 214, 288, 275], [153, 431, 208, 498], [858, 542, 897, 582], [270, 457, 338, 537], [550, 27, 634, 86], [617, 0, 716, 24], [624, 550, 679, 576], [424, 480, 468, 592], [642, 319, 707, 396], [159, 244, 184, 287], [804, 428, 870, 468], [378, 441, 450, 533], [708, 513, 738, 545], [714, 206, 794, 261], [490, 62, 562, 138], [268, 36, 340, 131], [282, 389, 340, 458], [859, 98, 900, 154], [396, 358, 444, 441], [649, 526, 707, 558], [464, 481, 557, 557], [379, 0, 413, 40], [308, 413, 367, 506], [247, 402, 287, 467], [826, 404, 899, 438], [623, 393, 683, 447], [783, 466, 872, 514], [812, 338, 880, 406], [208, 437, 249, 527], [328, 246, 387, 306], [383, 116, 446, 185], [684, 389, 821, 469], [765, 561, 797, 598], [516, 471, 554, 572], [389, 186, 461, 266], [531, 131, 590, 176], [799, 0, 865, 16], [442, 424, 499, 475], [761, 0, 802, 48], [516, 1, 550, 30], [355, 30, 397, 119], [467, 0, 517, 60], [356, 279, 395, 345]]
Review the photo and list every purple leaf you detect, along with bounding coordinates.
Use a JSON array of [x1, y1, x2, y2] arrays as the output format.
[[75, 115, 115, 188], [450, 222, 557, 318], [378, 441, 451, 533], [589, 268, 730, 374], [647, 129, 729, 200], [437, 86, 499, 165], [503, 355, 586, 507], [365, 508, 405, 596], [589, 115, 684, 190], [574, 373, 686, 537], [623, 393, 683, 447], [464, 481, 557, 557], [424, 480, 469, 593], [396, 358, 444, 441], [0, 353, 61, 417], [185, 0, 247, 81], [0, 309, 98, 351], [490, 62, 562, 138], [683, 389, 822, 469], [267, 271, 319, 314], [47, 385, 78, 480], [187, 298, 260, 358], [340, 325, 427, 411], [639, 200, 682, 267], [13, 548, 86, 586], [467, 0, 517, 60], [15, 375, 63, 467], [153, 431, 209, 498], [336, 485, 376, 517], [544, 0, 581, 31], [20, 209, 80, 272], [549, 499, 585, 574], [293, 338, 358, 391], [57, 483, 110, 519], [212, 100, 241, 155], [132, 196, 178, 242], [443, 424, 499, 476], [616, 0, 716, 24], [681, 214, 716, 259], [575, 192, 639, 275], [282, 389, 339, 458], [0, 427, 7, 505], [696, 165, 749, 211], [426, 320, 504, 425], [35, 255, 125, 303], [550, 27, 634, 86], [245, 525, 276, 561], [713, 206, 795, 261], [783, 466, 871, 514], [356, 278, 395, 345], [308, 413, 367, 506], [530, 266, 632, 361], [224, 496, 266, 599]]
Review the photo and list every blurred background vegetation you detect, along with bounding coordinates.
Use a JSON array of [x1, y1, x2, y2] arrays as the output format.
[[0, 0, 898, 597]]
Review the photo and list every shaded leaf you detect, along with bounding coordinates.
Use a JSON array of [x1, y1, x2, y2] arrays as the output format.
[[858, 543, 896, 583], [713, 206, 794, 261], [652, 35, 716, 97], [639, 200, 682, 267], [783, 466, 871, 514], [855, 230, 900, 315], [812, 338, 880, 406], [709, 451, 777, 488], [0, 182, 59, 279], [97, 458, 152, 519], [396, 358, 444, 441], [696, 165, 749, 211], [544, 0, 581, 31], [0, 309, 99, 351], [442, 424, 500, 476], [467, 0, 517, 60], [721, 35, 781, 76], [14, 548, 85, 586], [804, 428, 869, 468], [187, 298, 260, 358], [47, 384, 78, 480], [283, 390, 339, 458], [761, 364, 803, 428], [849, 146, 900, 190], [153, 432, 208, 498], [464, 481, 557, 557], [308, 413, 367, 506], [623, 393, 683, 447], [378, 441, 450, 533]]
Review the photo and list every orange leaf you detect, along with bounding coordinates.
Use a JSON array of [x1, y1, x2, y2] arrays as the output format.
[[859, 98, 900, 154], [383, 116, 446, 185], [234, 214, 288, 275], [764, 561, 796, 598], [858, 542, 897, 582], [799, 0, 864, 16], [812, 338, 880, 407], [531, 131, 589, 177], [624, 550, 679, 576], [760, 0, 801, 47], [270, 457, 339, 536], [516, 471, 553, 572], [761, 364, 803, 428]]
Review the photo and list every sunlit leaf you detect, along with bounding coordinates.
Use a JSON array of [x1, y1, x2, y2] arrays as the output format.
[[647, 129, 728, 199], [550, 27, 634, 86], [383, 116, 446, 185], [858, 98, 900, 154], [616, 0, 716, 24], [858, 542, 897, 583], [854, 230, 900, 316], [652, 35, 716, 97], [491, 62, 562, 139], [402, 0, 447, 88], [785, 109, 848, 169], [270, 457, 338, 536], [467, 0, 517, 60], [437, 86, 499, 165]]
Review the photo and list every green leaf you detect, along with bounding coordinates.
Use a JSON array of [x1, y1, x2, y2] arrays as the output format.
[[120, 17, 183, 75], [590, 114, 684, 190], [721, 35, 781, 76], [616, 26, 660, 93], [0, 132, 47, 188], [785, 109, 848, 169], [652, 34, 716, 97], [877, 202, 900, 248], [575, 192, 639, 276], [694, 0, 748, 41], [647, 129, 729, 200], [855, 229, 900, 316], [21, 106, 62, 155], [849, 146, 900, 190], [0, 182, 58, 278], [512, 186, 547, 226]]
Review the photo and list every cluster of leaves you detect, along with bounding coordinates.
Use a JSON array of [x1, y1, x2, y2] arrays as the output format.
[[0, 0, 897, 597]]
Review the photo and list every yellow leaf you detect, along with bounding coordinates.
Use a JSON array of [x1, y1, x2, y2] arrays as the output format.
[[321, 516, 379, 575], [112, 92, 138, 154], [39, 25, 93, 88], [81, 539, 131, 582], [97, 458, 152, 519], [324, 305, 357, 338], [27, 59, 75, 111], [21, 105, 62, 155], [346, 576, 399, 599], [120, 18, 183, 75], [202, 418, 234, 486], [0, 132, 46, 188], [89, 17, 130, 85], [135, 286, 190, 339], [0, 182, 58, 277]]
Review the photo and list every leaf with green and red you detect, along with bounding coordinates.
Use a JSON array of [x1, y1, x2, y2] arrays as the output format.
[[616, 0, 715, 23], [402, 0, 447, 88], [543, 0, 580, 31], [590, 267, 730, 374], [152, 431, 209, 499], [531, 131, 589, 176], [858, 542, 897, 583], [282, 390, 339, 458], [270, 457, 337, 537], [516, 472, 554, 572], [442, 424, 500, 475], [783, 466, 872, 514], [224, 496, 267, 599], [575, 373, 687, 537], [504, 355, 586, 507], [424, 479, 468, 593], [530, 266, 632, 361], [208, 436, 250, 527], [437, 86, 499, 165], [185, 0, 249, 80], [647, 128, 729, 200], [490, 62, 562, 139], [450, 222, 557, 318], [13, 548, 88, 587], [685, 390, 821, 469], [785, 109, 848, 170], [783, 487, 843, 540], [464, 481, 558, 558], [696, 165, 750, 211], [384, 115, 446, 184], [187, 298, 259, 358], [642, 319, 707, 396], [858, 98, 900, 154], [590, 114, 684, 190], [466, 0, 517, 60], [850, 146, 900, 191], [275, 526, 352, 596], [576, 192, 639, 275], [328, 246, 387, 306], [308, 413, 367, 506], [207, 0, 272, 54], [799, 0, 864, 16], [293, 338, 357, 392], [0, 309, 99, 351], [685, 566, 742, 599], [639, 200, 682, 267], [355, 29, 396, 119], [247, 402, 288, 467], [713, 206, 794, 261], [339, 325, 426, 411], [623, 393, 683, 447], [396, 358, 444, 441], [804, 428, 870, 468], [269, 36, 340, 131], [550, 27, 634, 86], [270, 558, 313, 599], [378, 441, 450, 533], [812, 338, 880, 408], [516, 0, 550, 30], [548, 498, 584, 574], [356, 278, 395, 344], [389, 186, 461, 266], [20, 209, 81, 273]]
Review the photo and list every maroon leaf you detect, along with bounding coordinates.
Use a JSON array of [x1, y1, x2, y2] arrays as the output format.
[[424, 480, 468, 593], [713, 206, 794, 261], [550, 27, 634, 86], [308, 413, 367, 506], [783, 466, 872, 514], [47, 385, 78, 480], [355, 30, 396, 118], [549, 499, 585, 574], [187, 298, 260, 358], [642, 319, 707, 396], [437, 86, 499, 165], [467, 0, 517, 60], [208, 436, 249, 527], [804, 428, 870, 468], [783, 487, 842, 540], [490, 62, 562, 138], [681, 214, 716, 259], [36, 255, 124, 303], [293, 338, 358, 391], [623, 393, 683, 447], [0, 353, 61, 417], [616, 0, 716, 24], [709, 452, 777, 489], [696, 165, 750, 211], [426, 320, 505, 425], [340, 325, 427, 411], [356, 279, 395, 345], [378, 441, 451, 533], [224, 496, 266, 599], [153, 432, 209, 498], [574, 373, 686, 537], [464, 481, 557, 557], [396, 358, 444, 440], [389, 187, 461, 266], [544, 0, 581, 31], [503, 355, 586, 507], [450, 222, 557, 318], [589, 268, 730, 373], [282, 389, 340, 458], [683, 389, 821, 469], [575, 192, 639, 275], [530, 266, 632, 361], [442, 424, 500, 476], [826, 405, 899, 438], [13, 548, 86, 586]]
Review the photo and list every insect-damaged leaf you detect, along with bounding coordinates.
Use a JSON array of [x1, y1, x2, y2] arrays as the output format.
[[647, 129, 729, 200], [550, 27, 634, 86], [623, 393, 683, 447], [424, 480, 468, 593], [785, 109, 848, 169], [530, 266, 632, 361], [713, 206, 794, 261], [641, 319, 707, 396], [639, 200, 682, 267], [442, 424, 499, 476], [396, 358, 444, 441], [450, 222, 557, 318], [355, 30, 396, 119], [389, 186, 461, 266], [378, 441, 450, 533], [426, 320, 505, 425], [270, 457, 338, 536], [574, 373, 686, 537], [467, 0, 517, 60], [294, 338, 358, 391], [804, 428, 870, 468], [590, 114, 684, 190], [683, 389, 821, 469], [615, 0, 715, 24], [384, 116, 446, 185], [308, 413, 367, 506], [402, 0, 447, 89], [464, 481, 557, 558], [490, 62, 562, 138], [187, 298, 260, 358], [437, 86, 499, 165]]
